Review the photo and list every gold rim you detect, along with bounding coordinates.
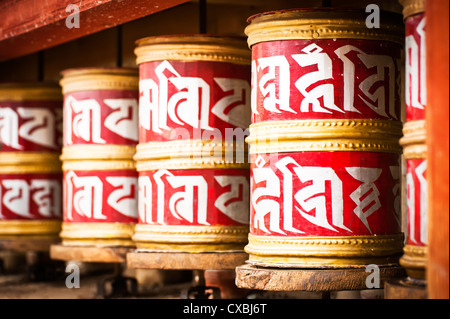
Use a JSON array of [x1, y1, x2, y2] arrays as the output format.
[[135, 35, 251, 65], [0, 83, 62, 101], [0, 152, 61, 173], [399, 0, 425, 19], [400, 120, 427, 159], [60, 67, 139, 94], [245, 233, 404, 268], [0, 220, 61, 236], [60, 222, 135, 240], [134, 140, 248, 161], [135, 157, 249, 171], [245, 9, 404, 47], [246, 119, 403, 154], [60, 145, 136, 161], [133, 224, 249, 248], [400, 244, 427, 279], [62, 159, 136, 171]]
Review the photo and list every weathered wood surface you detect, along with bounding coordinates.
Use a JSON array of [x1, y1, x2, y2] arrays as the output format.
[[50, 244, 132, 263], [235, 264, 406, 292], [0, 0, 190, 61], [384, 278, 427, 299], [0, 236, 60, 253], [127, 250, 248, 270]]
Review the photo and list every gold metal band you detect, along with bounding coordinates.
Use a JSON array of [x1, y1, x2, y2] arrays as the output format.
[[245, 9, 404, 47], [62, 159, 136, 171], [133, 224, 249, 252], [0, 83, 62, 101], [0, 152, 61, 173], [246, 119, 403, 154], [135, 35, 251, 65], [59, 222, 136, 247], [59, 68, 139, 94], [0, 220, 61, 236], [245, 233, 404, 268], [60, 145, 136, 161], [399, 0, 425, 19], [400, 244, 427, 279], [400, 120, 427, 159], [134, 139, 249, 170], [135, 139, 247, 161]]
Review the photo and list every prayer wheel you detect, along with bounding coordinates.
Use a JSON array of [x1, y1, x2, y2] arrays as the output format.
[[244, 8, 405, 268], [0, 83, 62, 238], [59, 68, 139, 246], [133, 35, 251, 252], [399, 0, 428, 280]]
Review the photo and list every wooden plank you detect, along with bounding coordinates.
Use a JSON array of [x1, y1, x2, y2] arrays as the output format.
[[0, 236, 59, 252], [0, 0, 190, 62], [235, 264, 406, 292], [426, 0, 449, 300], [50, 244, 131, 263], [127, 250, 248, 270], [384, 278, 427, 299]]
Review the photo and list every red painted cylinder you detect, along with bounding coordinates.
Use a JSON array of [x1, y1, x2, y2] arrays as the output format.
[[244, 8, 405, 268], [133, 35, 251, 252]]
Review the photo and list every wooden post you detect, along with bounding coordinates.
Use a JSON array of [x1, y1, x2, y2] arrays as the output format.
[[426, 0, 449, 299]]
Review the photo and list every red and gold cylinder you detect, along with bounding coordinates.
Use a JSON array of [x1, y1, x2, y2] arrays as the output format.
[[59, 68, 139, 247], [0, 83, 62, 239], [244, 9, 405, 268], [133, 35, 251, 252], [399, 0, 428, 280]]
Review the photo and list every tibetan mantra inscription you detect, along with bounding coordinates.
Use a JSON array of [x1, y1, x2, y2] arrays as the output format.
[[244, 8, 405, 268], [399, 0, 428, 280], [59, 68, 139, 247], [133, 35, 251, 252], [0, 83, 62, 238]]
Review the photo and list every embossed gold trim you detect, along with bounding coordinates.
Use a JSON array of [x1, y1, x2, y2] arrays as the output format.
[[0, 152, 61, 173], [60, 222, 135, 247], [0, 83, 62, 101], [0, 151, 61, 165], [399, 0, 425, 19], [62, 159, 136, 171], [60, 145, 136, 161], [135, 35, 251, 65], [133, 224, 249, 252], [245, 233, 404, 268], [0, 220, 61, 236], [400, 120, 427, 159], [135, 157, 249, 171], [245, 9, 404, 47], [400, 244, 427, 279], [59, 67, 139, 94], [246, 119, 403, 154], [134, 139, 249, 170], [134, 139, 248, 161]]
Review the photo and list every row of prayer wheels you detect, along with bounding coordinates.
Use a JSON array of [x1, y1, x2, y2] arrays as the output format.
[[0, 2, 428, 282]]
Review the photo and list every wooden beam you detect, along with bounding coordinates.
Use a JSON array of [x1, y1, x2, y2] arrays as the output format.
[[426, 0, 449, 299], [0, 0, 189, 62]]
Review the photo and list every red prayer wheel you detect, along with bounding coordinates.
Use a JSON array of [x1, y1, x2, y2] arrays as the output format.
[[244, 9, 405, 268], [399, 0, 428, 280], [0, 83, 62, 238], [59, 68, 139, 246], [133, 35, 251, 252]]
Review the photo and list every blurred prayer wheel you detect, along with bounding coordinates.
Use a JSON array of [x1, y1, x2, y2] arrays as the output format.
[[244, 9, 405, 268], [0, 83, 62, 238], [59, 68, 139, 247], [399, 0, 428, 280], [133, 35, 251, 252]]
